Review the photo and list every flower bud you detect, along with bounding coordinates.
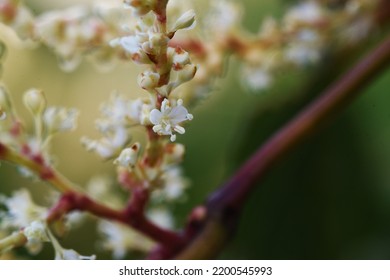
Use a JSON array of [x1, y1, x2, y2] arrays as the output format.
[[23, 89, 46, 116], [114, 143, 141, 168], [177, 64, 197, 83], [172, 48, 190, 70], [171, 10, 196, 32], [137, 70, 160, 90]]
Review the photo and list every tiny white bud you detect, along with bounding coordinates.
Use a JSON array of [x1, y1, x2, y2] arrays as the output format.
[[114, 143, 141, 167], [171, 10, 196, 32], [137, 71, 160, 90], [177, 64, 197, 83], [172, 48, 191, 69], [23, 89, 46, 115]]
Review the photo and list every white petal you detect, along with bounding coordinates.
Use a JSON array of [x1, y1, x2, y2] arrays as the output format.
[[169, 106, 189, 124], [149, 109, 162, 125], [120, 36, 140, 54], [160, 99, 170, 113]]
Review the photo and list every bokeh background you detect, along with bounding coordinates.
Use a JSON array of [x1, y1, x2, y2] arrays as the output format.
[[1, 0, 390, 259]]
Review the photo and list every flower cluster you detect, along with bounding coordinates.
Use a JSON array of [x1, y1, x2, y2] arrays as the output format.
[[0, 189, 94, 259], [0, 0, 384, 260], [0, 86, 78, 167], [80, 0, 197, 257]]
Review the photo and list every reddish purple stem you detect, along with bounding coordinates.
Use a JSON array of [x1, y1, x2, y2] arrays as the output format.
[[208, 34, 390, 213], [47, 190, 183, 250]]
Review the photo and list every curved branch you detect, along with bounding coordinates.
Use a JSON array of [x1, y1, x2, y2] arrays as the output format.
[[175, 34, 390, 259]]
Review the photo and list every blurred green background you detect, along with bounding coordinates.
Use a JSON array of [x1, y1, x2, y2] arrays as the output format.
[[1, 0, 390, 259]]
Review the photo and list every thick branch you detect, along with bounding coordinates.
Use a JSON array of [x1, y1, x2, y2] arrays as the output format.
[[176, 34, 390, 259]]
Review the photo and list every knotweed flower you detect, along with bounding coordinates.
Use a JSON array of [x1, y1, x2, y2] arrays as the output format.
[[150, 99, 193, 142]]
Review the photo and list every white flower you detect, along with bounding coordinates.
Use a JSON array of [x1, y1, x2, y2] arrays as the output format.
[[85, 175, 123, 208], [147, 208, 174, 230], [99, 95, 144, 125], [82, 126, 129, 159], [98, 220, 153, 259], [242, 66, 273, 91], [163, 167, 188, 200], [206, 1, 242, 33], [285, 29, 322, 65], [43, 107, 79, 134], [0, 189, 46, 229], [285, 1, 325, 27], [149, 99, 193, 142], [23, 221, 49, 243], [151, 167, 188, 201], [111, 35, 138, 54]]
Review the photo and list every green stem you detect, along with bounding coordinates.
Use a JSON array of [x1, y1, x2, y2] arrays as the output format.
[[0, 232, 27, 254]]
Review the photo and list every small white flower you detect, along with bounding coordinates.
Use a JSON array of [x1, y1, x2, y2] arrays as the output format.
[[85, 175, 123, 208], [207, 1, 242, 33], [285, 1, 325, 27], [242, 66, 273, 91], [0, 189, 46, 229], [111, 36, 139, 54], [98, 220, 153, 259], [23, 221, 49, 243], [155, 167, 188, 201], [110, 36, 150, 64], [149, 99, 193, 142], [147, 208, 174, 230], [43, 107, 79, 134], [285, 29, 322, 65]]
